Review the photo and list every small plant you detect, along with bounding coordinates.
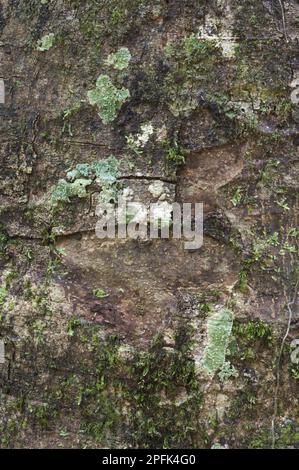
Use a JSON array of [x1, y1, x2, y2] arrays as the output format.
[[276, 197, 290, 211], [30, 403, 51, 428], [105, 47, 131, 70], [31, 319, 46, 344], [238, 269, 248, 293], [232, 320, 273, 361], [231, 187, 243, 207], [93, 288, 109, 299], [163, 139, 187, 166], [37, 33, 55, 51], [61, 102, 83, 136], [87, 75, 130, 124], [291, 366, 299, 380], [67, 318, 81, 337], [0, 287, 7, 305], [126, 135, 143, 156]]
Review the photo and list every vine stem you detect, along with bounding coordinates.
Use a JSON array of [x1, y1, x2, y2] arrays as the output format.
[[278, 0, 288, 41], [271, 277, 299, 448]]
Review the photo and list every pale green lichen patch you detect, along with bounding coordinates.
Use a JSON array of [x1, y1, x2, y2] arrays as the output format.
[[126, 122, 154, 156], [66, 155, 118, 184], [202, 308, 234, 375], [93, 288, 109, 299], [105, 47, 131, 70], [87, 75, 130, 124], [218, 361, 238, 382], [92, 156, 119, 184], [51, 156, 119, 205], [51, 179, 92, 204], [37, 33, 55, 51], [148, 181, 166, 198]]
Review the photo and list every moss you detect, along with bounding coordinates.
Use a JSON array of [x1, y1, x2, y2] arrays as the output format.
[[231, 320, 273, 362], [0, 225, 8, 260], [231, 38, 292, 127], [229, 388, 258, 424], [0, 418, 20, 447], [69, 0, 152, 44], [233, 226, 291, 294], [197, 290, 221, 316], [233, 0, 279, 38], [233, 320, 273, 343], [249, 422, 299, 449], [163, 138, 187, 167], [28, 402, 52, 429], [87, 75, 130, 124], [275, 423, 299, 448], [183, 34, 219, 60], [161, 34, 238, 128], [238, 269, 249, 293], [105, 47, 131, 70], [45, 323, 204, 448], [127, 331, 203, 448], [202, 308, 234, 375]]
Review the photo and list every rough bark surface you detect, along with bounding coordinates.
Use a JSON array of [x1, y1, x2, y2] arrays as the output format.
[[0, 0, 298, 448]]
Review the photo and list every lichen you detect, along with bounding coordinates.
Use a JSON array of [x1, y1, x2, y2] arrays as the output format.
[[52, 156, 119, 205], [66, 155, 118, 185], [105, 47, 131, 70], [92, 156, 119, 184], [126, 122, 154, 156], [87, 75, 130, 124], [36, 33, 55, 51], [69, 156, 119, 203], [148, 181, 166, 198], [202, 308, 234, 375], [51, 179, 92, 204], [218, 361, 238, 382], [93, 288, 109, 299]]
